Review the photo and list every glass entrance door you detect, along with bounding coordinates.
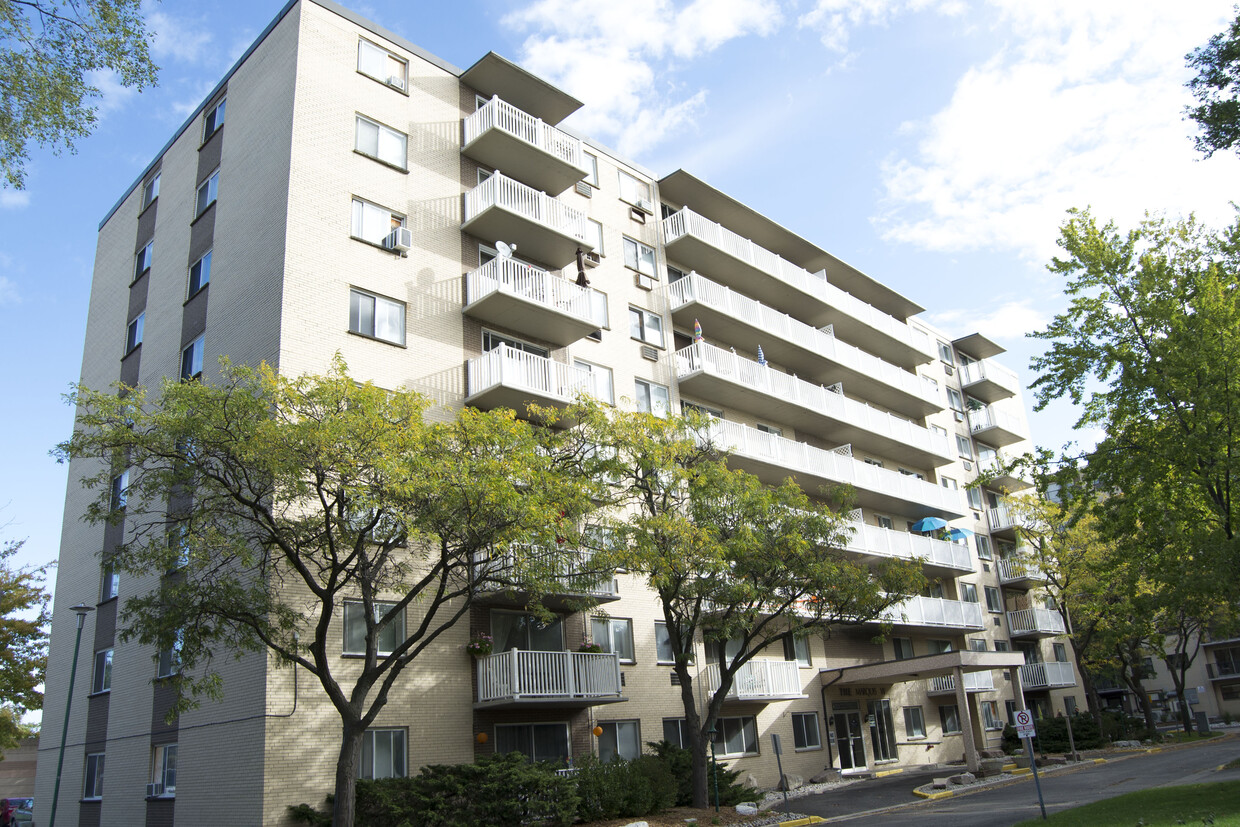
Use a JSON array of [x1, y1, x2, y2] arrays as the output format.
[[867, 700, 898, 762], [833, 711, 867, 771]]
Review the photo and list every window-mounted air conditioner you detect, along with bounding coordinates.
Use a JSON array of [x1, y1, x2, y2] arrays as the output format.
[[634, 198, 655, 215], [387, 76, 406, 91], [146, 783, 165, 798], [583, 251, 601, 268], [384, 227, 413, 253], [635, 273, 655, 290], [954, 411, 965, 422], [944, 365, 954, 376]]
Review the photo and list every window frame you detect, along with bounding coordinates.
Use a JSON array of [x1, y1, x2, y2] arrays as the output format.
[[654, 621, 675, 664], [622, 237, 656, 277], [975, 535, 993, 560], [573, 359, 614, 405], [956, 435, 973, 459], [583, 152, 599, 187], [349, 287, 406, 346], [134, 240, 153, 282], [585, 218, 604, 254], [634, 378, 671, 418], [984, 586, 1002, 613], [482, 329, 549, 359], [350, 197, 406, 248], [893, 637, 914, 660], [628, 306, 664, 347], [125, 312, 144, 355], [83, 753, 105, 800], [617, 169, 651, 208], [180, 335, 204, 381], [967, 487, 984, 510], [100, 559, 119, 602], [711, 716, 758, 758], [591, 616, 635, 663], [141, 172, 160, 210], [91, 648, 113, 694], [662, 718, 690, 748], [784, 635, 811, 668], [343, 600, 406, 656], [946, 388, 964, 412], [494, 722, 571, 764], [151, 743, 178, 797], [960, 583, 979, 603], [202, 98, 226, 142], [791, 711, 821, 751], [360, 727, 408, 779], [195, 169, 219, 217], [188, 250, 212, 298], [938, 704, 961, 734], [354, 114, 409, 170], [110, 469, 129, 511], [981, 700, 1002, 731], [597, 719, 641, 763], [904, 706, 926, 739], [357, 38, 409, 91], [156, 631, 183, 679]]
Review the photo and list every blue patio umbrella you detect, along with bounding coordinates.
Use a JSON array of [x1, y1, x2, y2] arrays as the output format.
[[910, 517, 948, 533], [946, 527, 975, 542], [757, 345, 767, 366]]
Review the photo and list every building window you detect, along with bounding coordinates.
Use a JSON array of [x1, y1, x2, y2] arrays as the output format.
[[110, 469, 129, 511], [134, 240, 153, 281], [195, 169, 219, 217], [634, 379, 670, 417], [791, 712, 821, 750], [349, 288, 405, 346], [350, 198, 405, 247], [995, 640, 1010, 652], [188, 250, 212, 297], [100, 559, 119, 601], [125, 312, 144, 355], [956, 435, 973, 459], [904, 707, 926, 739], [584, 218, 603, 254], [682, 401, 722, 419], [628, 306, 664, 346], [623, 237, 656, 277], [151, 743, 177, 796], [617, 169, 651, 208], [969, 638, 988, 652], [597, 720, 641, 762], [181, 336, 204, 381], [939, 704, 961, 734], [785, 635, 811, 668], [202, 98, 225, 141], [157, 631, 183, 678], [141, 173, 160, 209], [592, 617, 635, 662], [960, 583, 978, 603], [355, 115, 408, 169], [893, 637, 914, 660], [491, 610, 564, 652], [358, 39, 408, 90], [583, 152, 599, 187], [495, 723, 570, 764], [662, 718, 690, 748], [344, 601, 405, 655], [984, 586, 1002, 613], [482, 330, 548, 358], [91, 648, 112, 694], [927, 639, 952, 654], [711, 716, 758, 757], [1064, 696, 1078, 715], [875, 515, 894, 530], [937, 341, 954, 365], [574, 360, 614, 405], [947, 388, 964, 412], [1053, 642, 1068, 662], [967, 487, 984, 510], [940, 476, 958, 490], [360, 728, 407, 779], [83, 753, 105, 800], [655, 622, 675, 664], [981, 701, 1001, 731], [975, 535, 993, 560], [977, 443, 998, 465]]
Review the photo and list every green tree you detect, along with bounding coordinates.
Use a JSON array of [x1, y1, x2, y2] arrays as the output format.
[[0, 535, 50, 754], [57, 359, 599, 827], [568, 404, 923, 807], [1186, 8, 1240, 158], [1, 0, 159, 189]]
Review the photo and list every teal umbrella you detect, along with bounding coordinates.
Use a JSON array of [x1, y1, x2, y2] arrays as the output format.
[[911, 517, 948, 533]]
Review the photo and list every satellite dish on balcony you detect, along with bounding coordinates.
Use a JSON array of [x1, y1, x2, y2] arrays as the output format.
[[495, 241, 516, 259]]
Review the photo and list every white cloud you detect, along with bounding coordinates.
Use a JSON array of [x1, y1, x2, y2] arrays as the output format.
[[0, 276, 20, 306], [503, 0, 781, 155], [146, 8, 214, 65], [84, 69, 139, 116], [798, 0, 964, 53], [0, 191, 30, 210], [927, 299, 1047, 342], [872, 1, 1240, 260]]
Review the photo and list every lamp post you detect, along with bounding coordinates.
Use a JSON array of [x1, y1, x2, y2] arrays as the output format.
[[48, 603, 95, 827], [705, 725, 720, 812]]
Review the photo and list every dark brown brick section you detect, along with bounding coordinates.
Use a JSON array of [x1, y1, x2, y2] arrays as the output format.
[[182, 286, 209, 346], [146, 797, 175, 827], [120, 348, 141, 387], [197, 108, 224, 176], [188, 207, 214, 265], [150, 681, 180, 738], [128, 268, 149, 319], [92, 597, 117, 650], [84, 694, 109, 753], [79, 801, 101, 827], [137, 190, 158, 241]]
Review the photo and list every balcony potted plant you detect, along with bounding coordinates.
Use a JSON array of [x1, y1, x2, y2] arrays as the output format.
[[465, 632, 493, 658], [577, 641, 603, 654]]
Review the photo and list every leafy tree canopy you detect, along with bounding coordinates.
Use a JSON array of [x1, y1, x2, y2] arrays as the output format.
[[0, 535, 51, 754], [1187, 8, 1240, 158], [1, 0, 159, 189]]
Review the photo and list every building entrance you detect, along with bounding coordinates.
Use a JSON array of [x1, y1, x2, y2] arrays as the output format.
[[832, 707, 867, 771]]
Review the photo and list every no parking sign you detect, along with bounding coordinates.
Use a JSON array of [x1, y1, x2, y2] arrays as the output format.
[[1015, 708, 1037, 739]]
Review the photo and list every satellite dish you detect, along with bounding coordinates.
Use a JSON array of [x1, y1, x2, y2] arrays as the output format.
[[495, 241, 516, 259]]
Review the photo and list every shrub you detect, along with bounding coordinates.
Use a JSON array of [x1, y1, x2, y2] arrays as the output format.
[[647, 740, 759, 807], [573, 754, 677, 821], [1002, 713, 1104, 754]]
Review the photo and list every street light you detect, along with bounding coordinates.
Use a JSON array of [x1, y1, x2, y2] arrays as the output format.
[[705, 724, 720, 812], [48, 603, 95, 827]]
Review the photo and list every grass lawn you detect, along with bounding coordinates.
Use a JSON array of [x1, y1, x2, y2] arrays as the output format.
[[1012, 780, 1240, 826]]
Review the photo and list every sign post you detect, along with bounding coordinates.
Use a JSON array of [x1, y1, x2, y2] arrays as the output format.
[[1015, 709, 1047, 821], [771, 734, 790, 815]]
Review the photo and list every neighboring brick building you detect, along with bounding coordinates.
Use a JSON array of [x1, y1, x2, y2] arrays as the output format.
[[37, 1, 1079, 824]]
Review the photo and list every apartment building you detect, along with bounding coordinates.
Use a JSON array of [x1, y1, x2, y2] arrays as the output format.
[[37, 1, 1080, 824]]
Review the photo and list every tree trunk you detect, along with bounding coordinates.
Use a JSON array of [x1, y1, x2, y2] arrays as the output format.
[[690, 732, 710, 810], [1168, 667, 1193, 732], [673, 664, 709, 808], [333, 724, 365, 827]]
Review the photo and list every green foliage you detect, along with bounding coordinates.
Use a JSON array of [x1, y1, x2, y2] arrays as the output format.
[[1011, 779, 1240, 826], [646, 741, 758, 807], [1, 0, 159, 189], [0, 536, 51, 753], [286, 802, 332, 827], [1187, 10, 1240, 158], [353, 753, 578, 827], [572, 754, 677, 821]]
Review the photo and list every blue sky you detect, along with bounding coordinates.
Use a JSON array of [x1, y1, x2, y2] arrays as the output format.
[[3, 0, 1240, 583]]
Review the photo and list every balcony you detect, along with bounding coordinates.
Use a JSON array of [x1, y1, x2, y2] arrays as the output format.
[[676, 342, 951, 468], [979, 460, 1034, 494], [463, 172, 592, 269], [466, 344, 607, 413], [668, 273, 942, 418], [702, 418, 968, 519], [880, 595, 985, 632], [987, 504, 1019, 540], [476, 649, 624, 708], [701, 659, 805, 703], [1206, 660, 1240, 681], [473, 546, 619, 609], [1007, 608, 1067, 638], [968, 405, 1028, 448], [844, 521, 974, 577], [464, 258, 608, 346], [997, 558, 1048, 590], [662, 208, 934, 368], [463, 96, 589, 195], [1019, 661, 1076, 689], [959, 359, 1020, 404], [927, 670, 996, 696]]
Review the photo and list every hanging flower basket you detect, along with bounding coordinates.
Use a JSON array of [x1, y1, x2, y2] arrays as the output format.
[[466, 633, 493, 658], [577, 642, 603, 654]]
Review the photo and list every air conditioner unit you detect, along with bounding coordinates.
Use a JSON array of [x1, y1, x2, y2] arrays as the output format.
[[635, 273, 655, 290], [583, 251, 601, 268], [963, 460, 973, 471], [386, 75, 406, 90], [575, 181, 593, 198], [954, 411, 965, 422], [146, 783, 164, 798], [944, 365, 954, 376], [634, 198, 655, 214], [384, 227, 413, 253], [640, 345, 659, 361]]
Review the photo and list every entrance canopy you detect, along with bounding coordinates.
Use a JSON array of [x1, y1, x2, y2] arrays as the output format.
[[820, 650, 1026, 686]]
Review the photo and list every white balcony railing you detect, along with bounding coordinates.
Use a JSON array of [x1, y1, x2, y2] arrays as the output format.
[[988, 504, 1017, 533], [1008, 608, 1067, 636], [464, 171, 589, 242], [959, 359, 1021, 396], [1019, 661, 1075, 689], [464, 96, 585, 168], [474, 546, 617, 598], [702, 418, 967, 516], [668, 274, 941, 408], [928, 671, 996, 695], [662, 208, 933, 358], [997, 558, 1044, 585], [968, 405, 1027, 440], [844, 521, 973, 572], [476, 649, 621, 703], [676, 342, 950, 459], [467, 343, 607, 403], [882, 595, 985, 630], [701, 659, 803, 701], [466, 258, 608, 327]]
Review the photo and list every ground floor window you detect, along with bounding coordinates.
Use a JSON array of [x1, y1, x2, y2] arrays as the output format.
[[868, 700, 898, 761], [495, 722, 570, 764], [791, 711, 821, 750], [711, 716, 758, 757], [1005, 700, 1019, 725], [151, 743, 177, 796], [598, 720, 641, 762], [1064, 696, 1079, 715], [361, 728, 407, 779], [1220, 683, 1240, 701], [663, 718, 691, 748], [981, 701, 1002, 730], [903, 706, 925, 739], [84, 753, 105, 800], [938, 704, 961, 734]]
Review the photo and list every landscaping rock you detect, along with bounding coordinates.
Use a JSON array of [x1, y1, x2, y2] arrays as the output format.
[[1112, 740, 1141, 749], [778, 773, 805, 791], [744, 773, 761, 790], [1043, 756, 1067, 765], [810, 769, 840, 784], [948, 772, 976, 786], [978, 759, 1006, 778], [931, 777, 951, 790], [735, 804, 759, 816], [979, 749, 1005, 759], [621, 822, 648, 827]]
